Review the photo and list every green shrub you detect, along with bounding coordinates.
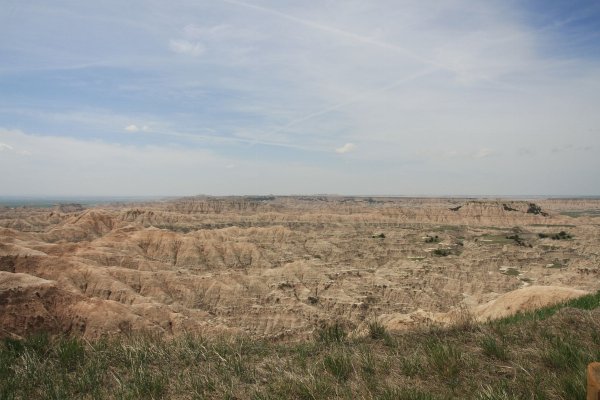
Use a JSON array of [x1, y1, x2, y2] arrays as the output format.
[[432, 248, 451, 257], [424, 235, 439, 243]]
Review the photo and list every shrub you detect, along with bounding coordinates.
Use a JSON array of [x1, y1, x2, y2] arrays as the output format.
[[551, 231, 572, 240], [425, 235, 439, 243], [432, 248, 451, 257]]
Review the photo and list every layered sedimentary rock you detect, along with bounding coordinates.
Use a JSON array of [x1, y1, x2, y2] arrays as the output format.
[[0, 197, 598, 339]]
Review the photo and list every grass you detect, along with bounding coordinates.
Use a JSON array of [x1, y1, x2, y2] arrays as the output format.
[[497, 289, 600, 325], [323, 351, 353, 381], [1, 291, 600, 399], [480, 336, 509, 361], [316, 321, 347, 343], [367, 321, 388, 340], [560, 210, 600, 218], [477, 234, 514, 244], [500, 267, 520, 276]]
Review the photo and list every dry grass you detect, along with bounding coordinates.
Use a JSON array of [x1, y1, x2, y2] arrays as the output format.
[[1, 291, 600, 399]]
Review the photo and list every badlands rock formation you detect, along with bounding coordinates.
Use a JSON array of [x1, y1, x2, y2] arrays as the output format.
[[0, 197, 598, 339]]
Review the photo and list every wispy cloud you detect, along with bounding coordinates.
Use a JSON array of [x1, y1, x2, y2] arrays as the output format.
[[416, 148, 496, 160], [473, 148, 494, 159], [169, 39, 205, 56], [124, 124, 140, 132], [0, 140, 30, 156], [0, 143, 14, 152], [219, 0, 437, 68], [124, 124, 149, 132], [1, 1, 599, 195], [335, 143, 356, 154]]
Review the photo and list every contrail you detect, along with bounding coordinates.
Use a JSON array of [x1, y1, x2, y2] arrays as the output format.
[[217, 0, 580, 142], [267, 67, 437, 136], [220, 0, 442, 69], [150, 127, 329, 152]]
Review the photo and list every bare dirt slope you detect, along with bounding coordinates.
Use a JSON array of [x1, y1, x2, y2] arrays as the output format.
[[1, 197, 598, 339]]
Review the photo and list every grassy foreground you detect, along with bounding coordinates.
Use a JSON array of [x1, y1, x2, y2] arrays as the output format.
[[2, 292, 600, 400]]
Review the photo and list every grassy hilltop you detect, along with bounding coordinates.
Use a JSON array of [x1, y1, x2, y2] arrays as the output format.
[[1, 291, 600, 400]]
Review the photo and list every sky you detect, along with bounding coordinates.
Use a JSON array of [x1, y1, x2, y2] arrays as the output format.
[[0, 0, 599, 196]]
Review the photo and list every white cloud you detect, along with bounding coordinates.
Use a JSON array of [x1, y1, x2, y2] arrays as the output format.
[[473, 148, 493, 159], [169, 39, 205, 56], [124, 124, 151, 133], [2, 2, 600, 195], [124, 124, 139, 132], [0, 128, 232, 195], [0, 142, 14, 151], [416, 148, 495, 160], [335, 143, 356, 154]]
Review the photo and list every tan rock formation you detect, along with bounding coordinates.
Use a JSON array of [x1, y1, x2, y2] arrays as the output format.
[[0, 197, 598, 339]]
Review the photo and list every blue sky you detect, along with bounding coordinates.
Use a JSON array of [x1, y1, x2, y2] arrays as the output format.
[[1, 0, 599, 196]]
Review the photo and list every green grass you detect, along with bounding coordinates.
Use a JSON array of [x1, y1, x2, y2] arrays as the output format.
[[1, 291, 600, 399], [560, 210, 600, 218], [529, 223, 577, 228], [429, 224, 466, 232], [500, 267, 520, 276], [316, 321, 347, 343], [497, 289, 600, 325], [323, 351, 353, 381], [367, 321, 388, 340], [480, 336, 509, 361], [477, 234, 513, 244]]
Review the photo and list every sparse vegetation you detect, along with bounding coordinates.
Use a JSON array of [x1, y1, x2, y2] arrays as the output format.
[[1, 197, 599, 399], [560, 209, 600, 218], [500, 267, 520, 276], [553, 231, 573, 240], [480, 335, 509, 361], [538, 231, 573, 240], [2, 291, 599, 399], [424, 235, 439, 243], [367, 321, 390, 341], [432, 248, 452, 257], [316, 322, 347, 343], [527, 203, 549, 216]]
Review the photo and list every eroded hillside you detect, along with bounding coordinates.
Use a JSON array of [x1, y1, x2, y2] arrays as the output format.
[[1, 197, 599, 339]]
